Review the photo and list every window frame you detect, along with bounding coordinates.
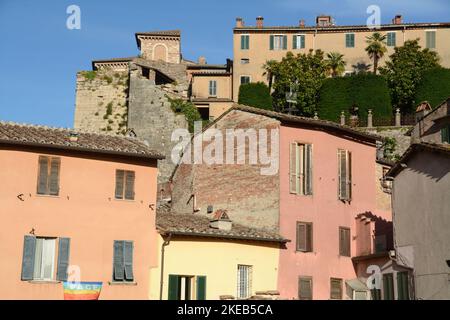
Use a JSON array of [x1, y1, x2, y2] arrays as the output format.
[[289, 142, 313, 196], [112, 240, 134, 282], [270, 34, 287, 50], [296, 221, 313, 252], [237, 264, 252, 299], [32, 237, 57, 281], [240, 34, 250, 50], [115, 169, 135, 200], [337, 149, 352, 201], [36, 156, 61, 196], [386, 32, 396, 47], [298, 276, 313, 300], [293, 34, 306, 49], [425, 30, 436, 49], [208, 80, 217, 97], [345, 33, 355, 48], [240, 75, 251, 85], [330, 278, 343, 300], [339, 226, 351, 257]]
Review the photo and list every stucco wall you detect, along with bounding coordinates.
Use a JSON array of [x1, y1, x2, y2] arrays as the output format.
[[412, 99, 450, 144], [152, 235, 280, 300], [191, 75, 232, 100], [392, 150, 450, 299], [0, 146, 159, 299]]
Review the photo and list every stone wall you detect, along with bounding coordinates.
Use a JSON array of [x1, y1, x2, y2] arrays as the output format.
[[364, 126, 412, 158], [74, 69, 129, 134], [138, 37, 180, 64], [170, 110, 281, 231], [127, 68, 188, 184]]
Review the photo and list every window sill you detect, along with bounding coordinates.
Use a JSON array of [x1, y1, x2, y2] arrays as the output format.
[[114, 198, 135, 202], [28, 280, 61, 284], [108, 281, 137, 286], [35, 194, 60, 198]]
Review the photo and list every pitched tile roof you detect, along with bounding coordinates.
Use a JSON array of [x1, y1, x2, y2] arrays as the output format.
[[386, 142, 450, 177], [229, 104, 383, 142], [156, 213, 289, 243], [0, 121, 165, 160], [135, 29, 181, 37]]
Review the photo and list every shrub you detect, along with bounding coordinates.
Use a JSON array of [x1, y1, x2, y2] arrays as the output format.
[[238, 82, 273, 110], [81, 71, 97, 81], [414, 67, 450, 108], [168, 97, 203, 132], [317, 73, 392, 122]]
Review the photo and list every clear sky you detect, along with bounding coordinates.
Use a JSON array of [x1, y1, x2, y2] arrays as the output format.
[[0, 0, 449, 128]]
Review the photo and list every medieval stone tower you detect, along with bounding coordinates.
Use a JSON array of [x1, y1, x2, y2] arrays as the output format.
[[136, 30, 181, 64]]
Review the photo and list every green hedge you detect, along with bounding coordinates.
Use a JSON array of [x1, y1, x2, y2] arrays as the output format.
[[238, 82, 273, 110], [317, 74, 392, 122], [415, 67, 450, 108]]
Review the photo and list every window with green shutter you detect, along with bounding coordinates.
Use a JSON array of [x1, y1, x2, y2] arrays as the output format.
[[115, 169, 135, 200], [345, 33, 355, 48], [168, 275, 180, 300], [387, 32, 396, 47], [113, 240, 134, 282], [441, 125, 450, 143], [196, 276, 207, 300], [293, 35, 305, 49], [37, 156, 60, 196], [397, 271, 410, 300], [241, 35, 249, 50], [426, 31, 436, 49], [271, 35, 287, 50], [298, 277, 313, 300], [383, 273, 394, 300]]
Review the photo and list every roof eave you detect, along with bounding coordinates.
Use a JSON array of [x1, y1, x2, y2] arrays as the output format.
[[158, 230, 290, 244]]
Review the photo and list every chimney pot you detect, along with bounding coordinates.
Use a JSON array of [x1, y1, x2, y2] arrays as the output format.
[[236, 17, 244, 28], [256, 16, 264, 28], [198, 56, 207, 65], [299, 19, 305, 27], [392, 14, 403, 24]]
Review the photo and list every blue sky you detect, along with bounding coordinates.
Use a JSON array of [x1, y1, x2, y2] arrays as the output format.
[[0, 0, 449, 127]]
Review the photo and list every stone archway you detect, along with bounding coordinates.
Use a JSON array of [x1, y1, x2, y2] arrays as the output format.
[[153, 43, 168, 62]]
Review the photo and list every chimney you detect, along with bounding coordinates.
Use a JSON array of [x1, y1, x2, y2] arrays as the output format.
[[316, 15, 332, 27], [68, 132, 79, 142], [256, 16, 264, 28], [236, 17, 244, 28], [198, 56, 206, 65], [299, 19, 305, 27], [392, 14, 403, 25], [415, 101, 432, 123], [210, 209, 232, 231]]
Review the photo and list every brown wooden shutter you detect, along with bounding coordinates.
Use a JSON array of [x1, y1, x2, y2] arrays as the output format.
[[347, 151, 352, 200], [297, 222, 306, 251], [37, 156, 49, 194], [306, 223, 313, 252], [49, 158, 60, 195], [124, 171, 135, 200], [289, 143, 298, 194], [338, 149, 348, 200], [330, 278, 343, 299], [115, 170, 125, 199], [339, 227, 350, 256], [304, 144, 313, 195], [298, 277, 312, 300]]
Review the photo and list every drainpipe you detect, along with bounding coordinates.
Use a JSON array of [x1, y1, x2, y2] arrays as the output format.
[[159, 233, 172, 300]]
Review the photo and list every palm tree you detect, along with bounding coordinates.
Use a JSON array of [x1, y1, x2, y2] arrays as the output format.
[[326, 52, 346, 77], [365, 32, 387, 74], [262, 60, 279, 92]]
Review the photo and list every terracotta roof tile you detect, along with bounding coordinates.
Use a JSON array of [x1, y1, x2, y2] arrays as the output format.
[[0, 121, 165, 160], [135, 30, 181, 37], [156, 213, 289, 243]]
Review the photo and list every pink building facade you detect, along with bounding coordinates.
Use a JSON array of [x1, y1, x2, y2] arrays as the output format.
[[0, 122, 162, 299], [278, 124, 391, 300]]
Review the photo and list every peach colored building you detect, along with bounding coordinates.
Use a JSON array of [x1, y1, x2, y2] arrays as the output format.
[[0, 122, 163, 299], [233, 15, 450, 101]]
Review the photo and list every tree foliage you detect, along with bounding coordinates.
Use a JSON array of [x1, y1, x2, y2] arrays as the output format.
[[326, 52, 346, 77], [379, 39, 440, 113], [238, 82, 273, 110], [264, 50, 328, 116], [365, 32, 387, 74], [167, 96, 203, 132], [415, 67, 450, 108]]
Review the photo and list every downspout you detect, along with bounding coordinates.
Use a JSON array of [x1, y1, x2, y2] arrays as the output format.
[[159, 233, 172, 300]]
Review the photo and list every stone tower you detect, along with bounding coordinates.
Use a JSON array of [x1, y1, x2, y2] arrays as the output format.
[[135, 30, 181, 64]]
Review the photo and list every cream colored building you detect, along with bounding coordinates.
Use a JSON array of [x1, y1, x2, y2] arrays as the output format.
[[232, 15, 450, 101]]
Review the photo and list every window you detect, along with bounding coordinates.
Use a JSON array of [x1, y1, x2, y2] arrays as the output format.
[[371, 288, 381, 300], [397, 272, 410, 300], [208, 80, 217, 97], [270, 35, 287, 50], [441, 125, 450, 143], [387, 32, 396, 47], [289, 142, 313, 195], [338, 149, 352, 201], [426, 31, 436, 49], [241, 35, 249, 50], [383, 273, 394, 300], [293, 35, 305, 49], [197, 107, 210, 121], [115, 170, 135, 200], [345, 33, 355, 48], [330, 278, 343, 299], [37, 156, 60, 196], [21, 235, 70, 281], [237, 265, 252, 299], [112, 240, 134, 282], [296, 222, 313, 252], [168, 275, 207, 300], [240, 58, 250, 64], [240, 76, 251, 85], [298, 277, 313, 300], [339, 227, 351, 257]]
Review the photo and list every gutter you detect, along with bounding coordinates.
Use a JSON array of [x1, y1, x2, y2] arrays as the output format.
[[159, 233, 172, 300]]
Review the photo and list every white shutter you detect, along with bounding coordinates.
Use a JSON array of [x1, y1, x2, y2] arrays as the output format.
[[289, 143, 298, 194]]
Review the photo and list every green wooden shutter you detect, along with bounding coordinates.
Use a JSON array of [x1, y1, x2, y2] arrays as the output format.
[[56, 237, 70, 281], [397, 272, 409, 300], [168, 275, 180, 300], [113, 240, 124, 281], [49, 158, 60, 195], [241, 35, 245, 49], [301, 35, 305, 48], [269, 35, 274, 50], [124, 241, 134, 281], [283, 35, 287, 49], [115, 170, 124, 199], [383, 273, 394, 300], [293, 35, 297, 49], [37, 156, 49, 195], [196, 276, 207, 300], [125, 171, 135, 200], [441, 126, 449, 143], [246, 36, 249, 49], [21, 235, 36, 280]]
